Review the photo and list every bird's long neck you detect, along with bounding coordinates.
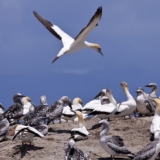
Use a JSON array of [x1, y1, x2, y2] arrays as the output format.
[[123, 88, 133, 100], [77, 113, 84, 128], [150, 87, 158, 96], [108, 94, 117, 106], [100, 124, 109, 138], [84, 41, 96, 49]]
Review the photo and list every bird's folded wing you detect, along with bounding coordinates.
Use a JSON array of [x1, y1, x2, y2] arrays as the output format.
[[107, 142, 131, 154]]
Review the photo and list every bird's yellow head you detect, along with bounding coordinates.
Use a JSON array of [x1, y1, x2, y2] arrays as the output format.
[[92, 44, 103, 56]]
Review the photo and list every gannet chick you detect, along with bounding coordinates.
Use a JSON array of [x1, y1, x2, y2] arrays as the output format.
[[62, 97, 83, 122], [34, 121, 48, 136], [71, 111, 89, 141], [65, 139, 91, 160], [0, 114, 9, 141], [136, 87, 155, 116], [33, 7, 103, 63], [46, 96, 72, 124], [133, 140, 160, 160], [4, 93, 25, 124], [36, 95, 49, 119], [99, 120, 134, 159], [12, 124, 44, 145], [150, 98, 160, 140], [113, 82, 136, 118]]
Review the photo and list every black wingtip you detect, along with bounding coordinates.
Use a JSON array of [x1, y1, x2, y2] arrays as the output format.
[[52, 56, 59, 63]]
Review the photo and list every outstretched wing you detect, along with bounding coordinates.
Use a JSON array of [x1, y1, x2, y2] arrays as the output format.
[[72, 6, 102, 46]]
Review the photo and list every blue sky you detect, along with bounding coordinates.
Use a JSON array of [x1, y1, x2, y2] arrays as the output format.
[[0, 1, 160, 108]]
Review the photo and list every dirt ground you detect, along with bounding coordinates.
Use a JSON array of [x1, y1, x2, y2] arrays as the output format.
[[0, 116, 155, 160]]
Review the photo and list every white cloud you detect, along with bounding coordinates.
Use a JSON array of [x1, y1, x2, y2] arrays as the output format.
[[52, 66, 103, 75]]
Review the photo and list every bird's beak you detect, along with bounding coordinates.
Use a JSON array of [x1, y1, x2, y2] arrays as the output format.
[[97, 49, 103, 56], [20, 95, 26, 98], [31, 102, 36, 107], [94, 91, 104, 99], [145, 85, 151, 87], [68, 102, 72, 109], [52, 56, 60, 63]]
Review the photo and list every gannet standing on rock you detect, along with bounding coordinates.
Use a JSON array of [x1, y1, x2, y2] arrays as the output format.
[[36, 95, 49, 119], [0, 114, 9, 141], [98, 120, 134, 159], [65, 139, 91, 160], [4, 93, 26, 124], [113, 82, 137, 118], [71, 111, 89, 141], [82, 89, 106, 118], [34, 121, 48, 136], [33, 6, 103, 63], [136, 87, 155, 116], [46, 96, 72, 124], [87, 88, 117, 120], [62, 97, 83, 122], [133, 140, 160, 160], [12, 124, 44, 145], [150, 98, 160, 141]]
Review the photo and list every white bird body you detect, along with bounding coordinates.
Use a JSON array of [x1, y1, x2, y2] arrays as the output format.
[[113, 82, 136, 118], [62, 98, 83, 121], [150, 98, 160, 140], [12, 124, 44, 145], [71, 111, 89, 140], [33, 7, 103, 63], [82, 89, 106, 116]]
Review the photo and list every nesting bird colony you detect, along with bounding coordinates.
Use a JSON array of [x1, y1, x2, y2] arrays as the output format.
[[0, 6, 160, 160]]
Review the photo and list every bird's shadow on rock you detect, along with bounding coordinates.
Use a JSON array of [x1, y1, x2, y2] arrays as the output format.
[[48, 128, 71, 134], [13, 144, 44, 159]]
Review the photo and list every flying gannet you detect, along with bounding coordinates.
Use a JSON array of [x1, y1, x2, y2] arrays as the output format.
[[33, 6, 103, 63]]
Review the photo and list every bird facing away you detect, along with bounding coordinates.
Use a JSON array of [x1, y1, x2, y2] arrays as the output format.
[[12, 124, 44, 145], [98, 120, 134, 160], [133, 140, 160, 160], [33, 6, 103, 63], [65, 139, 91, 160]]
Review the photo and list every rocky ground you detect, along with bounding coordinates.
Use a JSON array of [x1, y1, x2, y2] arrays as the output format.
[[0, 116, 155, 160]]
